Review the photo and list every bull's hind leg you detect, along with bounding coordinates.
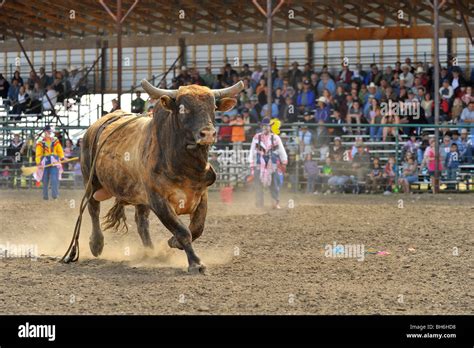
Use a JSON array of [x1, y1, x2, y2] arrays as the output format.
[[134, 205, 153, 248], [88, 197, 104, 257], [149, 193, 205, 274]]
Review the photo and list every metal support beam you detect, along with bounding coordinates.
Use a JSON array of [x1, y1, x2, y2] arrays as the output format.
[[99, 0, 139, 107], [433, 0, 441, 194], [252, 0, 285, 118]]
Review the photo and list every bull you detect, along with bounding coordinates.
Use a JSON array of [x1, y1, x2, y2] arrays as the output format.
[[81, 80, 244, 273]]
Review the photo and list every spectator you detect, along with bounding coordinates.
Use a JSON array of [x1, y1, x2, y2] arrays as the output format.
[[288, 61, 303, 89], [297, 80, 316, 113], [367, 157, 384, 193], [314, 119, 330, 161], [303, 152, 319, 194], [382, 66, 394, 83], [403, 134, 420, 158], [444, 143, 460, 188], [439, 79, 454, 102], [346, 99, 363, 131], [217, 115, 232, 147], [461, 86, 473, 106], [421, 92, 434, 123], [223, 63, 237, 85], [239, 64, 252, 79], [336, 63, 352, 89], [42, 85, 58, 112], [7, 79, 20, 107], [131, 91, 145, 114], [26, 71, 38, 90], [423, 137, 443, 194], [283, 96, 298, 123], [369, 105, 383, 142], [400, 64, 414, 88], [176, 66, 191, 86], [273, 70, 285, 90], [190, 68, 205, 85], [230, 114, 245, 152], [382, 156, 397, 195], [329, 136, 345, 160], [110, 98, 120, 113], [451, 98, 463, 123], [450, 70, 465, 96], [317, 72, 336, 96], [457, 129, 472, 163], [327, 152, 350, 193], [398, 152, 419, 194], [314, 96, 330, 123], [298, 124, 314, 155], [367, 64, 382, 86], [0, 73, 10, 99], [63, 139, 75, 171], [330, 110, 347, 137], [351, 143, 370, 193], [11, 71, 24, 86], [25, 82, 43, 114], [318, 157, 333, 193], [251, 65, 264, 87], [52, 71, 65, 103], [12, 85, 29, 118], [38, 67, 51, 89], [459, 100, 474, 128], [73, 138, 82, 158], [202, 66, 216, 88], [352, 63, 367, 83]]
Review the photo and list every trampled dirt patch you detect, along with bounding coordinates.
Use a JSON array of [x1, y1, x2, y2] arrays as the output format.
[[0, 190, 472, 314]]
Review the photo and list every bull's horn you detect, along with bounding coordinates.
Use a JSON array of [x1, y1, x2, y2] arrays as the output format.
[[212, 81, 244, 98], [141, 79, 178, 98]]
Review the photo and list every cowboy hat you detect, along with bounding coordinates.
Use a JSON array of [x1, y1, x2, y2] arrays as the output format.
[[317, 96, 327, 104]]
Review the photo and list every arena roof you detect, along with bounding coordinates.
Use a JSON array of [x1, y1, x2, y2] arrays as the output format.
[[1, 0, 473, 42]]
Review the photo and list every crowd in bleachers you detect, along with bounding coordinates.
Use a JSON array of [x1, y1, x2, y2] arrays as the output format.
[[2, 56, 474, 194], [142, 57, 474, 194], [0, 65, 88, 119]]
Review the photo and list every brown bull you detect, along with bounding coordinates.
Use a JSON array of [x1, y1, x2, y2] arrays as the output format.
[[81, 80, 244, 273]]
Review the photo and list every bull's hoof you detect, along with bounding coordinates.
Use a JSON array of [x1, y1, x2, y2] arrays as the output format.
[[188, 263, 207, 275], [89, 235, 104, 257], [168, 236, 183, 250]]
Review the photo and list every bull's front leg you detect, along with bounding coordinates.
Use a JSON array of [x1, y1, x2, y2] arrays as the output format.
[[168, 192, 208, 249], [148, 192, 206, 274]]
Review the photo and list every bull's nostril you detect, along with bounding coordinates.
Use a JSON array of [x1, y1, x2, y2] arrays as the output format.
[[200, 131, 207, 138]]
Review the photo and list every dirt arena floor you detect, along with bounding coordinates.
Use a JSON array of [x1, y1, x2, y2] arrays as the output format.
[[0, 189, 472, 315]]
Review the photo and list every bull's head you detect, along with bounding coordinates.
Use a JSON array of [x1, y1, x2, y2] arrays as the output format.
[[141, 79, 243, 150]]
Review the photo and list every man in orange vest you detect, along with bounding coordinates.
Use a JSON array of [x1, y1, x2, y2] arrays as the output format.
[[35, 125, 65, 200]]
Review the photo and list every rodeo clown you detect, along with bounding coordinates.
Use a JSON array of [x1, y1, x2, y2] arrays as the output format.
[[249, 118, 288, 209], [35, 125, 65, 200]]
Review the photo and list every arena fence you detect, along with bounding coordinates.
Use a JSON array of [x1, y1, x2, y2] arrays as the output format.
[[1, 123, 474, 194]]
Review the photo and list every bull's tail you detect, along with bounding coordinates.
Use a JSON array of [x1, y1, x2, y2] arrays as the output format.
[[102, 199, 128, 233]]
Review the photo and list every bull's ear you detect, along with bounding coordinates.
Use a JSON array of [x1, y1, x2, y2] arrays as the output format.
[[216, 97, 237, 112], [160, 96, 176, 111]]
